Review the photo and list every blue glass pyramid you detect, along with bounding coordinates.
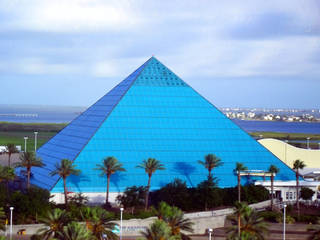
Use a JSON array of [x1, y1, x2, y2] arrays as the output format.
[[31, 57, 296, 193]]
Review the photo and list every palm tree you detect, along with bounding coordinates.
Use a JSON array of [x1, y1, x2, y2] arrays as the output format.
[[293, 159, 306, 217], [37, 208, 70, 240], [235, 162, 247, 202], [155, 202, 194, 240], [4, 143, 19, 167], [0, 165, 15, 193], [57, 222, 94, 240], [140, 219, 175, 240], [227, 202, 268, 240], [198, 153, 223, 178], [268, 165, 279, 211], [136, 158, 165, 210], [0, 165, 15, 183], [308, 225, 320, 240], [50, 159, 80, 207], [15, 151, 44, 189], [0, 207, 6, 231], [80, 207, 118, 240], [95, 156, 125, 205]]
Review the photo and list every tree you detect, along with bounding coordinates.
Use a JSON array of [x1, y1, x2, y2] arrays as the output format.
[[268, 165, 279, 210], [198, 154, 223, 178], [37, 208, 70, 240], [136, 158, 165, 210], [227, 202, 268, 240], [308, 225, 320, 240], [57, 222, 94, 240], [95, 156, 125, 205], [0, 165, 15, 192], [80, 207, 118, 240], [0, 165, 15, 182], [50, 159, 80, 207], [154, 202, 194, 240], [196, 176, 221, 210], [15, 151, 44, 189], [293, 159, 306, 217], [300, 187, 315, 200], [234, 162, 247, 202], [140, 219, 176, 240], [151, 179, 191, 211], [0, 207, 6, 231], [116, 186, 147, 214], [4, 143, 19, 167]]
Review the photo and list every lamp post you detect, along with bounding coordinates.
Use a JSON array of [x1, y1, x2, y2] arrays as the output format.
[[34, 132, 38, 152], [120, 207, 124, 240], [307, 137, 310, 149], [283, 204, 287, 240], [23, 136, 28, 152], [10, 207, 14, 240], [208, 228, 213, 240]]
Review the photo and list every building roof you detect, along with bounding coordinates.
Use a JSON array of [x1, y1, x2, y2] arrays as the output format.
[[30, 57, 296, 192], [258, 138, 320, 169]]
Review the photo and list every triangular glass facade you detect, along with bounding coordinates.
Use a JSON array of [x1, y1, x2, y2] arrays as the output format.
[[31, 57, 296, 192]]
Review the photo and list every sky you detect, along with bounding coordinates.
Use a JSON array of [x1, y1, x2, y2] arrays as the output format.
[[0, 0, 319, 109]]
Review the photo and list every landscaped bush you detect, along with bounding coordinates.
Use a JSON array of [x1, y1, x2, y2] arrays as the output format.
[[7, 187, 52, 224], [150, 178, 269, 211], [294, 214, 319, 224], [259, 211, 281, 222], [276, 214, 295, 224]]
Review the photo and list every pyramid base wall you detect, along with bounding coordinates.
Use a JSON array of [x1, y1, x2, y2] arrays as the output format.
[[51, 192, 122, 205]]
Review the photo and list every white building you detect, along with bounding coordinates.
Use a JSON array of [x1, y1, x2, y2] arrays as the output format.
[[255, 180, 320, 202]]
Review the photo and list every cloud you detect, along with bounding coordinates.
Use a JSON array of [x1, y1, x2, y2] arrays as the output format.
[[0, 58, 80, 75], [0, 0, 141, 32]]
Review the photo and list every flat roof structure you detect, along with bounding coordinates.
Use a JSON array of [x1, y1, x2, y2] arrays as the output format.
[[30, 57, 296, 197]]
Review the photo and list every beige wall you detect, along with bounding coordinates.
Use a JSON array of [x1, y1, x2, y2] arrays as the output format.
[[258, 138, 320, 168]]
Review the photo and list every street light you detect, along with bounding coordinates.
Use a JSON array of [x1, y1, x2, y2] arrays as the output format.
[[283, 204, 287, 240], [10, 207, 14, 240], [23, 136, 28, 152], [120, 207, 124, 240], [34, 132, 38, 152], [208, 228, 213, 240], [307, 137, 310, 149]]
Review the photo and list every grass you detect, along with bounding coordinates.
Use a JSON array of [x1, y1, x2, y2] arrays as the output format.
[[0, 122, 319, 151], [0, 131, 56, 151], [249, 131, 320, 140]]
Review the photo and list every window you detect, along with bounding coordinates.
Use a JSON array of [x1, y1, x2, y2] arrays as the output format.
[[286, 192, 289, 200], [289, 192, 293, 200]]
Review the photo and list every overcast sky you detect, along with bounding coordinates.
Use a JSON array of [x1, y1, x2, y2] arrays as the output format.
[[0, 0, 319, 109]]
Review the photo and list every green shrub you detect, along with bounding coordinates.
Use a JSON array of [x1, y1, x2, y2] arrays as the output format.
[[259, 211, 281, 222], [300, 187, 315, 200], [295, 215, 319, 224], [276, 215, 295, 224]]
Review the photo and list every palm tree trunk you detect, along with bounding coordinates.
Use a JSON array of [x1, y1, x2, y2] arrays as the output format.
[[208, 169, 212, 178], [106, 174, 110, 205], [238, 213, 241, 238], [271, 175, 274, 210], [8, 153, 11, 167], [63, 177, 68, 207], [27, 167, 31, 189], [145, 175, 151, 210], [296, 171, 300, 218], [238, 173, 241, 202]]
